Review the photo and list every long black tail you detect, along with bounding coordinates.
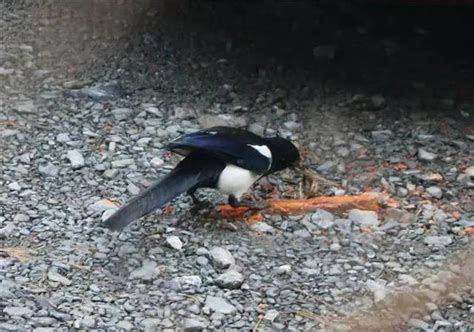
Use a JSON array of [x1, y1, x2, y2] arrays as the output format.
[[103, 154, 224, 231]]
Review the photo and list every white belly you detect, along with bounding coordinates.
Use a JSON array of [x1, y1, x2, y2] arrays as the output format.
[[217, 164, 259, 199]]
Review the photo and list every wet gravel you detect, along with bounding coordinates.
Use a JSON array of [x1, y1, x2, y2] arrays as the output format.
[[1, 1, 473, 331]]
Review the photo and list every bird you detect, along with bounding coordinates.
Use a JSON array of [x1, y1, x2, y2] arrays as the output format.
[[103, 126, 300, 231]]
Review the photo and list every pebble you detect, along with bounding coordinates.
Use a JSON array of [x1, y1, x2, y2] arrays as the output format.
[[183, 318, 207, 331], [250, 222, 274, 233], [111, 159, 135, 168], [264, 309, 279, 322], [424, 236, 453, 246], [66, 150, 85, 169], [366, 279, 387, 302], [150, 157, 164, 168], [311, 209, 334, 229], [330, 243, 342, 251], [426, 186, 443, 198], [418, 148, 437, 161], [127, 182, 140, 195], [80, 316, 96, 328], [173, 275, 202, 288], [103, 169, 118, 179], [116, 320, 135, 330], [216, 270, 244, 289], [166, 236, 183, 250], [47, 269, 72, 286], [111, 107, 133, 120], [371, 130, 393, 142], [348, 209, 380, 227], [205, 296, 236, 315], [3, 306, 34, 317], [209, 247, 235, 269], [56, 133, 71, 143], [38, 162, 59, 177], [13, 213, 30, 222], [275, 265, 292, 275], [130, 259, 160, 281]]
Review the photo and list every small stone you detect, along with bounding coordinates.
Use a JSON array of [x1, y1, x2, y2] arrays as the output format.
[[166, 236, 183, 250], [465, 166, 474, 178], [370, 95, 386, 109], [56, 133, 71, 143], [130, 259, 160, 281], [317, 161, 336, 172], [103, 169, 118, 179], [173, 275, 202, 288], [398, 274, 418, 286], [39, 162, 59, 177], [209, 247, 235, 269], [384, 208, 415, 224], [275, 265, 292, 275], [81, 316, 96, 328], [127, 182, 140, 195], [311, 209, 334, 229], [183, 318, 207, 332], [248, 123, 265, 136], [408, 318, 429, 330], [264, 309, 279, 322], [293, 229, 312, 239], [366, 279, 387, 302], [13, 213, 30, 222], [371, 130, 393, 141], [111, 159, 135, 168], [1, 129, 19, 138], [14, 100, 35, 113], [111, 108, 133, 120], [116, 320, 135, 330], [424, 236, 452, 246], [418, 148, 437, 161], [3, 306, 34, 317], [426, 186, 443, 199], [205, 296, 236, 315], [47, 269, 72, 286], [330, 243, 342, 251], [348, 209, 380, 227], [447, 292, 463, 303], [250, 222, 274, 233], [0, 223, 15, 238], [216, 270, 244, 289], [67, 150, 85, 169], [141, 318, 161, 331], [150, 157, 164, 168]]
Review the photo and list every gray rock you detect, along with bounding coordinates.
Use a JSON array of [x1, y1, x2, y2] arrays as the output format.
[[205, 296, 236, 315], [330, 242, 341, 251], [275, 265, 292, 275], [183, 318, 207, 332], [418, 148, 437, 161], [311, 209, 334, 229], [216, 270, 244, 289], [3, 306, 34, 317], [48, 269, 72, 286], [127, 182, 140, 195], [0, 223, 15, 238], [7, 182, 21, 191], [14, 100, 35, 113], [141, 318, 161, 331], [1, 129, 19, 138], [81, 316, 96, 328], [116, 320, 135, 330], [424, 236, 453, 246], [371, 130, 393, 142], [166, 235, 183, 250], [294, 229, 312, 239], [264, 309, 279, 322], [348, 209, 380, 227], [66, 150, 85, 169], [111, 159, 135, 168], [13, 213, 30, 222], [317, 161, 336, 172], [209, 247, 235, 269], [426, 186, 443, 199], [248, 123, 265, 136], [370, 95, 386, 108], [172, 275, 202, 288], [198, 114, 247, 128], [103, 169, 118, 179], [150, 157, 164, 168], [39, 162, 59, 177], [111, 108, 133, 120], [56, 133, 71, 143], [250, 222, 274, 234], [366, 279, 387, 302], [130, 259, 160, 281]]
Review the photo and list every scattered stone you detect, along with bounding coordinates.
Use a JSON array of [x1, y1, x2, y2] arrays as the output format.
[[111, 108, 133, 120], [209, 247, 235, 269], [370, 95, 386, 109], [205, 296, 236, 315], [183, 318, 207, 332], [127, 182, 140, 195], [103, 169, 118, 179], [111, 158, 135, 168], [166, 236, 183, 250], [371, 130, 393, 142], [56, 133, 71, 143], [275, 265, 292, 275], [250, 222, 274, 233], [264, 309, 279, 322], [408, 318, 430, 330], [130, 259, 160, 281], [426, 186, 443, 198], [116, 320, 135, 330], [3, 306, 34, 317], [330, 242, 342, 251], [13, 213, 30, 222], [424, 236, 453, 246], [38, 162, 59, 177], [173, 276, 202, 288], [47, 269, 72, 286], [216, 270, 244, 289], [311, 209, 334, 229], [418, 148, 437, 161], [14, 100, 35, 113], [66, 150, 85, 169], [1, 129, 19, 138], [80, 316, 96, 329], [348, 209, 380, 227], [150, 157, 164, 168], [366, 279, 387, 302]]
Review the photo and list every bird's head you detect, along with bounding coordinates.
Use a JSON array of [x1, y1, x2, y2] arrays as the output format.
[[266, 136, 300, 173]]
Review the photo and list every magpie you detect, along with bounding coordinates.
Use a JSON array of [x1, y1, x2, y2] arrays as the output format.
[[103, 126, 300, 230]]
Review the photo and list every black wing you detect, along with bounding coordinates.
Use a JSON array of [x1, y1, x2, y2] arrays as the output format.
[[167, 127, 271, 174]]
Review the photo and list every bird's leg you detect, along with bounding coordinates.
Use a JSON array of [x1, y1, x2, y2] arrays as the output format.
[[228, 195, 269, 211]]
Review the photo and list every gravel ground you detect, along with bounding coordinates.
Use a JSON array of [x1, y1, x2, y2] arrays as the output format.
[[1, 1, 473, 331]]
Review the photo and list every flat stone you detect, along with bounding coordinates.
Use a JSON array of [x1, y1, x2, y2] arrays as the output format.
[[250, 222, 274, 234], [216, 270, 244, 289], [348, 209, 380, 227], [127, 182, 140, 195], [67, 150, 85, 169], [426, 186, 443, 199], [111, 108, 133, 120], [150, 157, 164, 168], [116, 320, 135, 330], [424, 236, 452, 246], [371, 130, 393, 142], [13, 213, 30, 222], [56, 133, 71, 143], [275, 265, 292, 275], [183, 318, 207, 332], [209, 247, 235, 269], [205, 296, 236, 315], [166, 236, 183, 250], [8, 182, 21, 191], [311, 209, 334, 229], [3, 306, 34, 317], [264, 309, 279, 322], [39, 162, 59, 177], [172, 275, 202, 288], [418, 148, 437, 161], [48, 269, 72, 286], [111, 159, 135, 168], [130, 259, 160, 281]]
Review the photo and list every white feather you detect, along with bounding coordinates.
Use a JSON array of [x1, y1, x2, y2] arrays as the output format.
[[217, 164, 259, 199], [248, 144, 272, 159]]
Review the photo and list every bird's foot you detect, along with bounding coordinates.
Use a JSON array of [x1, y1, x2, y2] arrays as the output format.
[[228, 195, 269, 211]]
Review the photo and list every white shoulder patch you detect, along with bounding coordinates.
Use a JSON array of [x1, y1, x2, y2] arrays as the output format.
[[248, 144, 272, 159]]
